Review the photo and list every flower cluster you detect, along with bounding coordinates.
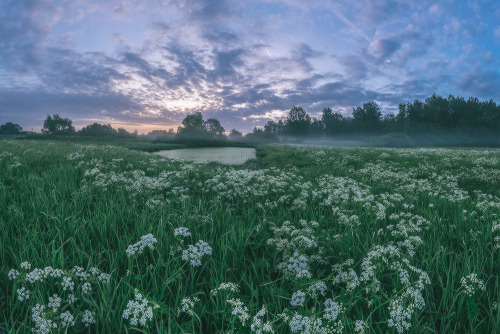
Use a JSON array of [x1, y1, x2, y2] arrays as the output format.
[[8, 262, 109, 332], [126, 233, 158, 256], [122, 293, 154, 327], [211, 282, 239, 295], [174, 227, 192, 238], [178, 296, 200, 317], [227, 298, 250, 325], [251, 306, 274, 333], [181, 240, 212, 267], [461, 273, 486, 297]]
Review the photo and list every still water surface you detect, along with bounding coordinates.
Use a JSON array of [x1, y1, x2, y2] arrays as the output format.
[[153, 147, 256, 164]]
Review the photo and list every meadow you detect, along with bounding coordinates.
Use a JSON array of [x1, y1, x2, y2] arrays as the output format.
[[1, 140, 499, 333]]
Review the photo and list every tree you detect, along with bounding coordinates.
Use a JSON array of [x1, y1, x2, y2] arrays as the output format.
[[117, 128, 135, 138], [146, 130, 169, 139], [79, 123, 117, 137], [42, 114, 75, 135], [285, 106, 311, 137], [0, 122, 22, 134], [321, 108, 344, 137], [177, 112, 206, 138], [352, 101, 382, 134], [204, 118, 225, 137], [228, 129, 242, 139]]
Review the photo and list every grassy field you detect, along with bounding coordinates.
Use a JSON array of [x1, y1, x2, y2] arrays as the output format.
[[1, 139, 499, 333]]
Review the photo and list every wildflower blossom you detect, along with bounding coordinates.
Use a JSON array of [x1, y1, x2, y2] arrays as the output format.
[[82, 310, 96, 327], [277, 251, 311, 279], [174, 227, 191, 237], [82, 282, 92, 294], [126, 234, 158, 256], [290, 290, 306, 307], [61, 277, 74, 291], [461, 273, 486, 297], [308, 281, 327, 297], [354, 320, 366, 333], [8, 269, 19, 280], [122, 293, 154, 327], [17, 287, 30, 301], [387, 298, 412, 333], [227, 298, 250, 325], [181, 240, 212, 267], [211, 282, 239, 295], [178, 296, 199, 316], [60, 311, 75, 327], [251, 306, 273, 333], [32, 304, 56, 334], [48, 294, 62, 312], [20, 261, 31, 270], [289, 314, 311, 333], [324, 299, 341, 321]]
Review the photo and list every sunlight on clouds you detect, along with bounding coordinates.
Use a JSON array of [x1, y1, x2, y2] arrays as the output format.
[[249, 110, 287, 120]]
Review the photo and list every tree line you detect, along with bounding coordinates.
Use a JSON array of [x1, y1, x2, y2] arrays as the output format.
[[259, 95, 500, 140], [1, 94, 499, 143]]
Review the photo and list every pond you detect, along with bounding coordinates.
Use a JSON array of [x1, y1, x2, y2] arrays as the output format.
[[153, 147, 256, 164]]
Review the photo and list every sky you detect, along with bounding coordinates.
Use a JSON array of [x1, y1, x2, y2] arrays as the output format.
[[1, 0, 500, 134]]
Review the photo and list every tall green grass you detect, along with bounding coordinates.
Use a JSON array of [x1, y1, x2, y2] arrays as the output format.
[[1, 140, 499, 333]]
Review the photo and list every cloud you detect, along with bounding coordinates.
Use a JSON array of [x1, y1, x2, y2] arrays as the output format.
[[456, 68, 500, 99], [369, 39, 401, 61]]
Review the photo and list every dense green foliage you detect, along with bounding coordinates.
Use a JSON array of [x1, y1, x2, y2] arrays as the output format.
[[0, 122, 22, 134], [263, 95, 500, 143], [42, 114, 76, 135], [1, 140, 499, 333]]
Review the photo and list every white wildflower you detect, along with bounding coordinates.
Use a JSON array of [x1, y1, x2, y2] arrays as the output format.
[[308, 281, 327, 297], [122, 293, 154, 327], [17, 287, 30, 301], [211, 282, 239, 295], [227, 298, 250, 325], [20, 261, 31, 270], [82, 282, 92, 294], [354, 320, 366, 333], [290, 290, 306, 307], [126, 234, 158, 256], [181, 240, 212, 267], [82, 310, 96, 327], [61, 277, 74, 291], [179, 296, 199, 316], [8, 269, 19, 280], [461, 273, 486, 297], [324, 298, 341, 322], [48, 294, 62, 312], [60, 311, 75, 327], [174, 227, 191, 237]]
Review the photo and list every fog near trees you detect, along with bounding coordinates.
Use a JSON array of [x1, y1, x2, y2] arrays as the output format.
[[3, 94, 499, 146]]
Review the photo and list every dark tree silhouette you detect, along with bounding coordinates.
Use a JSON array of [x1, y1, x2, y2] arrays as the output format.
[[228, 129, 243, 139], [0, 122, 22, 134], [285, 106, 311, 136], [321, 108, 344, 137], [42, 114, 75, 135], [177, 112, 206, 138], [204, 118, 225, 137], [352, 101, 382, 134], [79, 123, 117, 137]]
